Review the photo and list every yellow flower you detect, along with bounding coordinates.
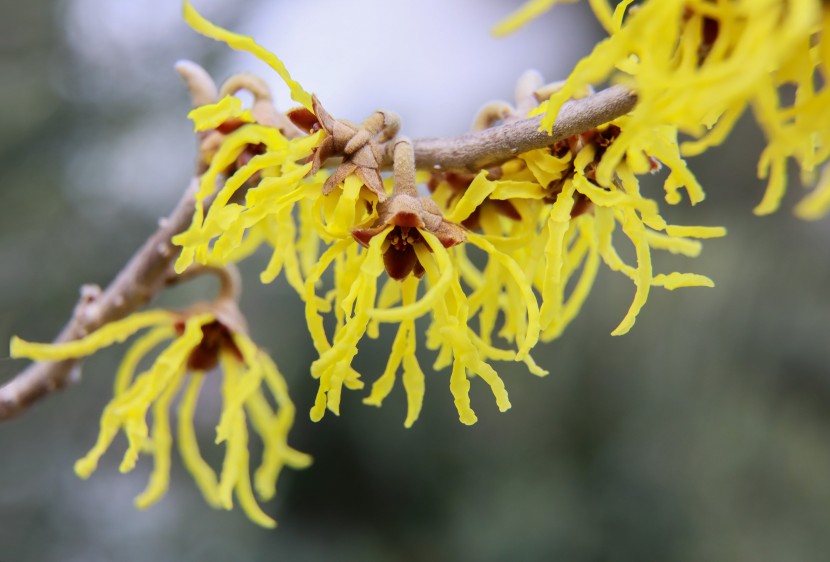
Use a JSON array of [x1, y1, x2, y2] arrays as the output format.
[[176, 6, 543, 428], [174, 4, 396, 292], [305, 174, 543, 426], [171, 102, 325, 277], [293, 96, 397, 241], [441, 119, 724, 340], [498, 0, 830, 217], [172, 1, 327, 292], [10, 304, 310, 528]]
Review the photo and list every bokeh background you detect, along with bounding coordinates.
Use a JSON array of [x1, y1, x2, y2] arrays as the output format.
[[2, 1, 830, 561]]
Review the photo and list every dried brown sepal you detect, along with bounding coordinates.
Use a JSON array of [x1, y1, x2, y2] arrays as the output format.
[[352, 193, 465, 281], [680, 6, 720, 64], [307, 96, 400, 200], [164, 265, 247, 372], [174, 319, 242, 371]]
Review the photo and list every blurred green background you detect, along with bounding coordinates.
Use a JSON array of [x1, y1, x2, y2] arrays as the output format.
[[2, 1, 830, 561]]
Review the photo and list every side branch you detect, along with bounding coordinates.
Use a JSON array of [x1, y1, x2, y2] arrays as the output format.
[[408, 85, 637, 172], [0, 84, 637, 421], [0, 180, 199, 420]]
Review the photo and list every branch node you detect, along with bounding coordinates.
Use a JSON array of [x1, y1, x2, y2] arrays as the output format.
[[156, 242, 172, 257]]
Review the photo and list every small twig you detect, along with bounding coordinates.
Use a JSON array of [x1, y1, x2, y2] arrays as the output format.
[[172, 263, 248, 337], [0, 81, 636, 422], [392, 138, 417, 197], [167, 263, 242, 303], [175, 60, 218, 108], [218, 73, 303, 137]]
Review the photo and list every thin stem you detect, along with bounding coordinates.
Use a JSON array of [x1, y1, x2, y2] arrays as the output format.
[[175, 60, 218, 108], [167, 264, 242, 304], [392, 138, 417, 197]]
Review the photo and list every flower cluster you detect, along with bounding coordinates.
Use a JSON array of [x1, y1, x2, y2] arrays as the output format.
[[169, 1, 723, 431], [496, 0, 830, 218], [11, 284, 310, 528], [17, 0, 829, 529]]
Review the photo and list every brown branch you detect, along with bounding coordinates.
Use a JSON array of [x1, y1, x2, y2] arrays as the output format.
[[0, 83, 636, 422], [167, 263, 242, 304], [0, 181, 201, 420], [405, 85, 637, 172]]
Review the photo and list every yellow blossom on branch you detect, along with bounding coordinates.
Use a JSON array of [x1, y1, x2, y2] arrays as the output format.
[[171, 110, 324, 277], [10, 301, 310, 529], [497, 0, 830, 217], [302, 139, 544, 426], [172, 2, 330, 294], [174, 3, 397, 295], [9, 0, 830, 536], [441, 106, 724, 341], [176, 5, 720, 428]]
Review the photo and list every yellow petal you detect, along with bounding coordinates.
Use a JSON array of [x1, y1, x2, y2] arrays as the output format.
[[183, 1, 312, 110], [188, 95, 254, 132], [134, 366, 187, 509], [177, 374, 221, 508], [445, 170, 495, 224], [11, 310, 174, 361], [491, 0, 577, 37], [114, 326, 175, 396]]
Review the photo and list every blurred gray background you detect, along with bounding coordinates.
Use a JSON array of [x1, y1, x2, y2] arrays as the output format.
[[2, 1, 830, 561]]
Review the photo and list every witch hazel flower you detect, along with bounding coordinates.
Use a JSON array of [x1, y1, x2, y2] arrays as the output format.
[[304, 139, 543, 426], [10, 268, 309, 528], [497, 0, 830, 216]]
